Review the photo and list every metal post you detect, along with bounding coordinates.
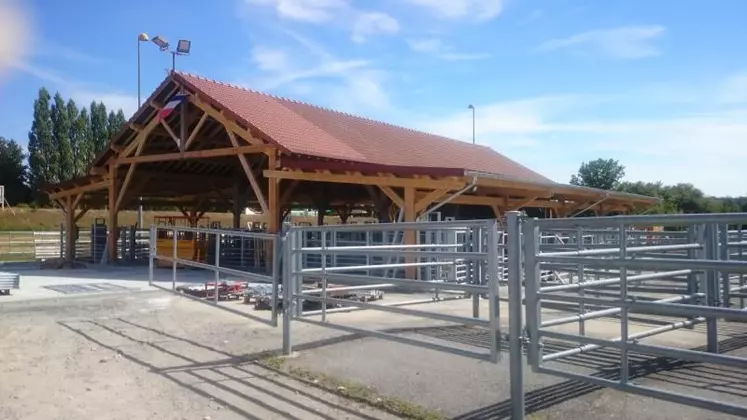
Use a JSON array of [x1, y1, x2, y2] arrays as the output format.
[[172, 52, 176, 72], [271, 236, 281, 326], [740, 225, 745, 309], [619, 223, 630, 383], [505, 211, 524, 419], [282, 230, 296, 355], [522, 218, 541, 367], [172, 227, 177, 291], [148, 225, 155, 286], [576, 227, 586, 339], [472, 226, 481, 318], [321, 226, 328, 322], [719, 224, 730, 308], [136, 37, 144, 229], [214, 232, 221, 304], [704, 223, 719, 353]]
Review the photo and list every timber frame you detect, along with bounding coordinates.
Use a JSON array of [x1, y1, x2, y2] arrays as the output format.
[[43, 72, 658, 264]]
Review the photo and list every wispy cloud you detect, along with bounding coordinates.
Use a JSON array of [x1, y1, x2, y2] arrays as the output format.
[[720, 72, 747, 104], [407, 38, 490, 61], [351, 12, 399, 43], [11, 61, 137, 116], [408, 75, 747, 196], [405, 0, 503, 21], [34, 40, 101, 65], [243, 30, 392, 112], [517, 9, 543, 26], [243, 0, 346, 23], [539, 25, 666, 59]]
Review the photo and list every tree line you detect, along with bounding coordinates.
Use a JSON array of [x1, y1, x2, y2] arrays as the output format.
[[570, 158, 747, 214], [0, 87, 127, 205]]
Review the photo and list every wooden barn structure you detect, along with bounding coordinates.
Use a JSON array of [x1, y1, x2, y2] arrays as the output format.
[[44, 72, 657, 263]]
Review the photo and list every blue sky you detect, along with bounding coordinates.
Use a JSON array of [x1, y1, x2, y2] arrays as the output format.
[[1, 0, 745, 196]]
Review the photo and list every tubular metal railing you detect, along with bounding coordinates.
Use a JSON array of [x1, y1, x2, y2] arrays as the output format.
[[148, 225, 281, 326], [281, 219, 503, 362], [511, 211, 747, 419]]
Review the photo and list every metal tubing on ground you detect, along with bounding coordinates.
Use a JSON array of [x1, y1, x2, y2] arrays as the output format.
[[506, 212, 525, 420]]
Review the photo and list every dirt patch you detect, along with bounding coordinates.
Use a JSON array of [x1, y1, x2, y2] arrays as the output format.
[[0, 291, 399, 420]]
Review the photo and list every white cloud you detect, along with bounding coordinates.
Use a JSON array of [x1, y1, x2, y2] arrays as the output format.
[[408, 85, 747, 196], [539, 25, 666, 59], [244, 0, 346, 23], [720, 72, 747, 104], [244, 32, 391, 112], [405, 0, 503, 21], [351, 12, 399, 43], [11, 61, 137, 117], [407, 38, 490, 61], [0, 0, 34, 81]]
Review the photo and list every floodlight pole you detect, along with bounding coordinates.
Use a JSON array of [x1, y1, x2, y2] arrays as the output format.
[[468, 104, 476, 144], [172, 52, 176, 72], [137, 33, 149, 229]]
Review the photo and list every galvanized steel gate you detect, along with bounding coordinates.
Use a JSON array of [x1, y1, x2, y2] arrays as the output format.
[[508, 211, 747, 419]]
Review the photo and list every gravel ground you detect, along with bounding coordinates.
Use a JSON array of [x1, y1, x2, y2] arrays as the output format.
[[0, 291, 399, 420], [3, 285, 747, 420]]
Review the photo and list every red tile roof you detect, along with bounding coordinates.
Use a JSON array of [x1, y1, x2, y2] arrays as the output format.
[[175, 72, 552, 183]]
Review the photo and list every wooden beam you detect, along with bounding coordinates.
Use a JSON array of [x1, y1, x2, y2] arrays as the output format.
[[415, 189, 449, 213], [264, 170, 466, 190], [267, 151, 280, 233], [117, 145, 267, 164], [107, 164, 118, 263], [507, 197, 539, 211], [114, 133, 148, 212], [404, 187, 417, 279], [378, 186, 404, 209], [184, 112, 208, 151], [160, 119, 181, 148], [120, 112, 161, 159], [49, 180, 109, 200], [73, 207, 89, 224], [227, 130, 268, 213], [189, 95, 264, 145]]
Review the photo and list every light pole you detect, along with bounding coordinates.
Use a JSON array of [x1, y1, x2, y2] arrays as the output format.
[[467, 104, 476, 144], [151, 36, 191, 72], [136, 33, 150, 229]]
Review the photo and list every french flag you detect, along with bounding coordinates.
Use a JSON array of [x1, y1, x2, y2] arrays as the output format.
[[159, 94, 186, 120]]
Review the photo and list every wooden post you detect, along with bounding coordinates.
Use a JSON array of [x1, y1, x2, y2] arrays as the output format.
[[267, 152, 281, 233], [64, 195, 75, 263], [107, 163, 118, 263], [404, 187, 417, 279], [232, 175, 243, 229]]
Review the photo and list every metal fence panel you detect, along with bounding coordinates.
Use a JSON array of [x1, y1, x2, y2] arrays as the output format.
[[282, 219, 504, 362], [517, 212, 747, 418], [148, 225, 281, 326]]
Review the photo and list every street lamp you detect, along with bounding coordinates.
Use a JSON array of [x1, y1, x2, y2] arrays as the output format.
[[151, 35, 192, 72], [136, 32, 149, 229], [467, 104, 476, 144]]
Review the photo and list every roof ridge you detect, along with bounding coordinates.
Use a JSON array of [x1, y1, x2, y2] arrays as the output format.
[[177, 71, 492, 151]]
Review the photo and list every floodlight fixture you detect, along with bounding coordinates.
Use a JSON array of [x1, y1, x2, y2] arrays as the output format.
[[152, 35, 169, 51], [176, 39, 191, 55], [138, 32, 150, 42]]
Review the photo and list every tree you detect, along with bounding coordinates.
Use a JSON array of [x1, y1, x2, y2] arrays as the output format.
[[27, 87, 56, 202], [570, 158, 626, 190], [90, 101, 109, 155], [0, 137, 30, 205], [73, 106, 93, 176], [107, 109, 127, 141], [52, 92, 74, 182]]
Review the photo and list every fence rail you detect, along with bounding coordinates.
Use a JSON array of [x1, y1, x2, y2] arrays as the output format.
[[282, 219, 503, 361], [514, 211, 747, 419]]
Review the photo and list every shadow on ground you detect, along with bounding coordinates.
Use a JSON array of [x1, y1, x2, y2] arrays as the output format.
[[60, 317, 747, 420]]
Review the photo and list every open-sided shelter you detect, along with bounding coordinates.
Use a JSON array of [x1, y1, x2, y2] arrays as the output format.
[[44, 72, 657, 263]]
